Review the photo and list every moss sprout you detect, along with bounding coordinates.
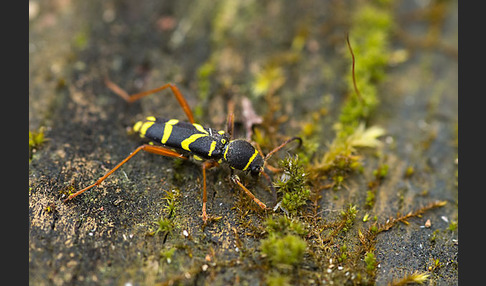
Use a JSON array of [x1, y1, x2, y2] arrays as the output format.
[[404, 166, 415, 178], [29, 126, 47, 161], [372, 164, 389, 180], [340, 204, 358, 233], [391, 271, 430, 285], [364, 251, 377, 273], [159, 248, 177, 264], [447, 220, 458, 232], [366, 164, 389, 208], [154, 217, 174, 236], [338, 244, 348, 262]]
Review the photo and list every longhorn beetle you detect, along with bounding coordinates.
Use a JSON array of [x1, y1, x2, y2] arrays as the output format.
[[63, 79, 301, 223]]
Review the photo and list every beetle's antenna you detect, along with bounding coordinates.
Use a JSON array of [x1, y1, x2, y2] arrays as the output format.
[[226, 113, 234, 139], [346, 33, 363, 103], [264, 137, 302, 162]]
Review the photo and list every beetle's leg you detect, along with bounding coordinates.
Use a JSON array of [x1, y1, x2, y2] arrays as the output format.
[[105, 78, 195, 124], [201, 160, 219, 223], [226, 113, 234, 140], [225, 99, 235, 139], [64, 145, 187, 202], [231, 175, 267, 210]]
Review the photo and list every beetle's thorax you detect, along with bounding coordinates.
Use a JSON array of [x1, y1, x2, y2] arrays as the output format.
[[222, 139, 264, 175]]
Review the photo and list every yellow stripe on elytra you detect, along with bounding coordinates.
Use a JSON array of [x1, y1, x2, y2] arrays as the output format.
[[207, 141, 217, 157], [133, 121, 143, 133], [161, 119, 179, 144], [192, 123, 209, 134], [136, 122, 155, 138], [242, 149, 259, 171], [140, 122, 155, 137], [134, 117, 156, 138], [180, 133, 208, 151], [223, 144, 230, 161]]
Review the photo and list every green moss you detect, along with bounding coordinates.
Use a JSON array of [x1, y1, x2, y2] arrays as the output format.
[[340, 204, 358, 233], [335, 2, 393, 139], [364, 251, 377, 272], [195, 58, 217, 120], [163, 189, 180, 217], [159, 248, 177, 264], [373, 164, 389, 179], [365, 190, 375, 208], [391, 271, 430, 285], [404, 166, 415, 178], [274, 156, 310, 215], [73, 29, 89, 50], [311, 124, 385, 175], [252, 65, 286, 97], [338, 244, 348, 262], [29, 126, 47, 161], [261, 233, 307, 267], [154, 217, 174, 236], [266, 271, 291, 286], [150, 189, 181, 236], [447, 220, 458, 232], [265, 215, 307, 237], [366, 164, 389, 208], [261, 216, 307, 267]]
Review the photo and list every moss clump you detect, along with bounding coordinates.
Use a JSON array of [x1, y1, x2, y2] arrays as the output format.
[[340, 204, 358, 234], [261, 216, 307, 267], [261, 233, 306, 267], [312, 124, 385, 175], [265, 215, 307, 236], [274, 156, 310, 215]]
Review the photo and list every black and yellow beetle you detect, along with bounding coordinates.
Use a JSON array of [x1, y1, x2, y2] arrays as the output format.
[[64, 80, 301, 223]]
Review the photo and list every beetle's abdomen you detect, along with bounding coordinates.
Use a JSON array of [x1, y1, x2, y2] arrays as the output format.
[[133, 117, 228, 159]]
